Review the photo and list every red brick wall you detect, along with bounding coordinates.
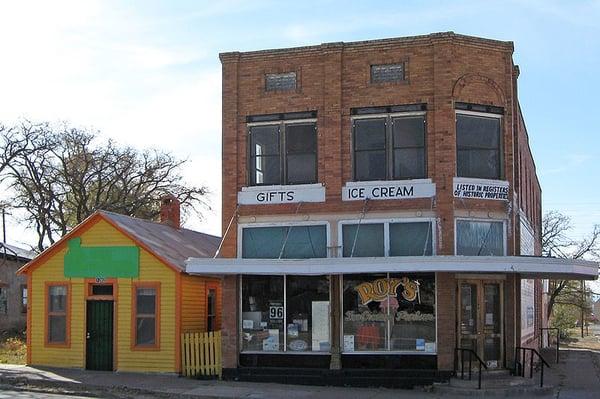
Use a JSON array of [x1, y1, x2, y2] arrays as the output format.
[[219, 32, 541, 370]]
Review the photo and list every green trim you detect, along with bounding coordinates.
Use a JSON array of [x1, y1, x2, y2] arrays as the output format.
[[64, 237, 139, 278]]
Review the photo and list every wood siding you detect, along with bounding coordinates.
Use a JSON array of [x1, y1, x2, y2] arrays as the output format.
[[180, 274, 222, 333]]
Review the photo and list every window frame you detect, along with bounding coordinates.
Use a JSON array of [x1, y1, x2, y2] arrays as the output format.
[[338, 218, 437, 258], [237, 221, 331, 260], [206, 283, 218, 332], [238, 274, 332, 354], [340, 273, 438, 355], [21, 284, 28, 313], [455, 110, 504, 180], [351, 111, 427, 182], [45, 282, 71, 348], [454, 218, 508, 256], [247, 118, 318, 187], [131, 282, 161, 351]]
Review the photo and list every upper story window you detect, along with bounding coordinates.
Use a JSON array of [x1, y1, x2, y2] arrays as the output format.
[[370, 63, 405, 83], [248, 111, 317, 186], [341, 220, 434, 257], [455, 219, 505, 256], [242, 224, 327, 259], [455, 102, 503, 180], [265, 72, 297, 91], [352, 104, 427, 182]]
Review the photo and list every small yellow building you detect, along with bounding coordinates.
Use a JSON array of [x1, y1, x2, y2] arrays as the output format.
[[18, 197, 221, 373]]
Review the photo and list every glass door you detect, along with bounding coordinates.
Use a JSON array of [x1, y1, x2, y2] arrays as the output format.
[[458, 280, 503, 369]]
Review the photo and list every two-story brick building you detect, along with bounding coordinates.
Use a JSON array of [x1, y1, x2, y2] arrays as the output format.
[[187, 32, 598, 386]]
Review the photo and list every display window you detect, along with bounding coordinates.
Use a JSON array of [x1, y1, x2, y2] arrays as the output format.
[[241, 275, 330, 353], [241, 225, 327, 259], [342, 273, 436, 353]]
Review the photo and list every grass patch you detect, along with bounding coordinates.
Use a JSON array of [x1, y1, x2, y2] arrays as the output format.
[[0, 330, 26, 364]]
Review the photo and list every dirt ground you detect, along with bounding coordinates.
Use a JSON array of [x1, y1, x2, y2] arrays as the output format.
[[562, 324, 600, 350]]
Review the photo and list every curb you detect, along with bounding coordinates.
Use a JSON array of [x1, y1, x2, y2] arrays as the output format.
[[0, 376, 228, 399]]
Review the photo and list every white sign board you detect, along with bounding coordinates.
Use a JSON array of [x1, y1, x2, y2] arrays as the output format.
[[453, 178, 509, 201], [311, 301, 330, 352], [342, 180, 435, 201], [520, 279, 535, 343], [238, 184, 325, 205]]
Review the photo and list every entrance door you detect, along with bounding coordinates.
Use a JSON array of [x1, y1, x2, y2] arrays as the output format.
[[86, 300, 114, 371], [458, 281, 503, 368]]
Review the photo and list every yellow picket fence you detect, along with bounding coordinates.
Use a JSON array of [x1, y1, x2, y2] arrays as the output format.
[[181, 331, 222, 378]]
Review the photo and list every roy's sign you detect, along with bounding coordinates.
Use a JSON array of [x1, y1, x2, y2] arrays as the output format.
[[355, 277, 420, 305]]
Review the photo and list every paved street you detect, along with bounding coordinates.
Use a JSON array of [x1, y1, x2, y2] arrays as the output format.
[[0, 389, 99, 399]]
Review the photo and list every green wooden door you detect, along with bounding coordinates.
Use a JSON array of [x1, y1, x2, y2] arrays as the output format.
[[86, 300, 114, 371]]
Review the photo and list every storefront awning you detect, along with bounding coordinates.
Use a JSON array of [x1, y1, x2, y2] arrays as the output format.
[[186, 255, 599, 280]]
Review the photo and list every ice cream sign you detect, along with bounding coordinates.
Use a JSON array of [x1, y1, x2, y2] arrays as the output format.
[[355, 277, 420, 305]]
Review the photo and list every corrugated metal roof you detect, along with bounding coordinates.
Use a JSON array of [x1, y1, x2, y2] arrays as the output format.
[[0, 242, 36, 261], [99, 210, 220, 272]]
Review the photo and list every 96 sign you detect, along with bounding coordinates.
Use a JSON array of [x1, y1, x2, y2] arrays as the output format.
[[269, 305, 283, 319]]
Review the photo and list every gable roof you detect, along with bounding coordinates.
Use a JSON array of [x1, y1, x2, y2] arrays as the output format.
[[0, 242, 36, 261], [98, 210, 220, 271], [18, 210, 220, 275]]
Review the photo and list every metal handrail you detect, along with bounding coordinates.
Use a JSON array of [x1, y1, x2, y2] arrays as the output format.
[[454, 347, 488, 389], [514, 346, 551, 388], [540, 327, 560, 363]]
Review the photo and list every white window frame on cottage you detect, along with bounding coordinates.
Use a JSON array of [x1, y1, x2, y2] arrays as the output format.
[[338, 218, 437, 258], [454, 218, 508, 256]]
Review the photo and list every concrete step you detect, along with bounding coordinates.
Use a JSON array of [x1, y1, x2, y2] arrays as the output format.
[[435, 371, 555, 397]]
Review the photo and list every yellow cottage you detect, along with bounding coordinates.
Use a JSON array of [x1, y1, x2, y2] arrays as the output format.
[[18, 196, 221, 373]]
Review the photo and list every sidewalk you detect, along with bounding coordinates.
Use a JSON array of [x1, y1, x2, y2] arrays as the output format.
[[1, 350, 599, 399], [545, 348, 600, 399], [0, 364, 439, 399]]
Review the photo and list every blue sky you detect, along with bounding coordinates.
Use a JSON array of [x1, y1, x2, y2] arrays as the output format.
[[0, 0, 599, 246]]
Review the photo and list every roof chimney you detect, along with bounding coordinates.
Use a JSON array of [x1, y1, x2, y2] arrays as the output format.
[[160, 194, 180, 229]]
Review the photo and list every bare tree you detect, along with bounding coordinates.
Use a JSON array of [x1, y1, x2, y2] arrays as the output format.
[[0, 121, 209, 251], [543, 210, 600, 318]]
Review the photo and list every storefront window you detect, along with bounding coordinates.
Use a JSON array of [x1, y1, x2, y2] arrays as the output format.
[[241, 275, 330, 353], [242, 225, 327, 259], [343, 273, 436, 353], [286, 276, 330, 352]]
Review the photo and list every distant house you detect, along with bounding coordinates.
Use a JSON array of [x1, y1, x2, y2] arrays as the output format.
[[18, 196, 221, 373], [593, 298, 600, 321], [0, 242, 35, 332]]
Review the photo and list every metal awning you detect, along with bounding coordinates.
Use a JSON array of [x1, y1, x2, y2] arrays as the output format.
[[186, 255, 599, 280]]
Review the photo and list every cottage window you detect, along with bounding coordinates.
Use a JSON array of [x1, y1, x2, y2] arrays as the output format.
[[249, 120, 317, 186], [21, 285, 27, 313], [342, 273, 436, 353], [341, 220, 434, 257], [241, 225, 327, 259], [47, 285, 68, 344], [134, 285, 158, 347], [456, 220, 505, 256], [353, 112, 426, 181], [207, 287, 217, 332], [456, 112, 502, 179]]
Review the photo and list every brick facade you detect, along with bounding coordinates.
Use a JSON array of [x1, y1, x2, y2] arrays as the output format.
[[219, 32, 543, 371]]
